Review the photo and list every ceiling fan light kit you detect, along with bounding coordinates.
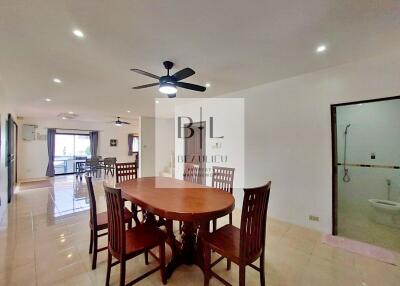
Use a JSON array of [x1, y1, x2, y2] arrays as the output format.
[[131, 61, 206, 98], [159, 82, 177, 95], [112, 116, 131, 127]]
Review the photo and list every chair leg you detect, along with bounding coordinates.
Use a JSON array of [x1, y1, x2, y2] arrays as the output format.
[[229, 213, 233, 225], [92, 232, 98, 270], [120, 259, 126, 286], [212, 219, 217, 233], [179, 221, 183, 234], [260, 252, 265, 286], [159, 243, 167, 285], [106, 251, 112, 286], [203, 243, 211, 286], [227, 259, 231, 271], [144, 251, 149, 265], [89, 229, 93, 254], [239, 265, 246, 286]]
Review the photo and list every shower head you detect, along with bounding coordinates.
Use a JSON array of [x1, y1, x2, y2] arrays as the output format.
[[345, 124, 351, 134]]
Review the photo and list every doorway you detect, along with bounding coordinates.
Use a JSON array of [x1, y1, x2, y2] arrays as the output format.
[[331, 96, 400, 252], [7, 114, 18, 203], [184, 121, 206, 184]]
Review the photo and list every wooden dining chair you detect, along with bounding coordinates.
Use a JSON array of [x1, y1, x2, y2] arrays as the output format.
[[116, 162, 138, 182], [183, 163, 200, 183], [203, 181, 271, 286], [115, 162, 141, 225], [103, 157, 117, 176], [211, 166, 235, 232], [85, 176, 133, 270], [104, 184, 167, 286], [86, 157, 101, 177], [178, 163, 200, 233]]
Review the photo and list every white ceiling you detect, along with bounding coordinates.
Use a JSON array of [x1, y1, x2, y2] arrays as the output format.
[[1, 0, 400, 121]]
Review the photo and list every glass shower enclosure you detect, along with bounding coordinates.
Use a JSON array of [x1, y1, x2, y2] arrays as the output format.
[[332, 97, 400, 252]]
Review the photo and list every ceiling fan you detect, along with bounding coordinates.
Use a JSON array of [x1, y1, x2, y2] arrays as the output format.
[[131, 61, 206, 98], [109, 117, 131, 127]]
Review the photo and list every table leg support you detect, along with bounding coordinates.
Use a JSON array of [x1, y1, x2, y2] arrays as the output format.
[[165, 220, 210, 279]]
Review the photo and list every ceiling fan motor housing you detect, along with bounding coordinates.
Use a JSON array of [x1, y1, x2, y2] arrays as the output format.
[[163, 60, 174, 70]]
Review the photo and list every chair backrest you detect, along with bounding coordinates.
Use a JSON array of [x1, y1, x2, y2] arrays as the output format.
[[115, 162, 138, 183], [75, 156, 87, 161], [104, 184, 126, 258], [211, 166, 235, 194], [183, 163, 199, 183], [104, 157, 117, 166], [86, 157, 100, 168], [85, 176, 97, 227], [239, 181, 271, 262]]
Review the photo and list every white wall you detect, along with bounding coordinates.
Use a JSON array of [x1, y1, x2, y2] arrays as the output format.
[[155, 118, 175, 177], [216, 51, 400, 233], [18, 117, 138, 180], [139, 116, 155, 177]]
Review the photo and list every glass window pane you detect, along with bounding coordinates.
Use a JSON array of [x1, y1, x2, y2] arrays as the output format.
[[75, 135, 91, 157], [132, 136, 139, 152]]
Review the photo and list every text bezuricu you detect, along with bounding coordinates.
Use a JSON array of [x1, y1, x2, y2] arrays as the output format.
[[177, 155, 228, 164]]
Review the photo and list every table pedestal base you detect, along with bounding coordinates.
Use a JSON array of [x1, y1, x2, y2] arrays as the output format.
[[165, 220, 208, 278]]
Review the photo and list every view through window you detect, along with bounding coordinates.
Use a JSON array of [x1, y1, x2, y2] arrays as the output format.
[[54, 134, 91, 175]]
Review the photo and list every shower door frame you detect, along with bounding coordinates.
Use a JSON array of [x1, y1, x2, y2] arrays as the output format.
[[330, 95, 400, 235]]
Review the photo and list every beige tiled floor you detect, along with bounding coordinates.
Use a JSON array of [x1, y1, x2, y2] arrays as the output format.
[[0, 175, 399, 285]]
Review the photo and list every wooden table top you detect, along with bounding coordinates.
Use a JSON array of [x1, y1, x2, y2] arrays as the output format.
[[118, 177, 235, 222]]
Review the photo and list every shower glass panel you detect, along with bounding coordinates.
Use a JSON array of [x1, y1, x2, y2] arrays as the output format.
[[335, 99, 400, 252]]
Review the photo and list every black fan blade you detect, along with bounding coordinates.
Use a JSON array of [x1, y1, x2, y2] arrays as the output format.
[[176, 82, 206, 92], [132, 83, 159, 89], [120, 121, 131, 125], [173, 68, 195, 81], [130, 69, 160, 80]]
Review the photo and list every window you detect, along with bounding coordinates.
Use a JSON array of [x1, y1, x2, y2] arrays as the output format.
[[54, 134, 91, 175]]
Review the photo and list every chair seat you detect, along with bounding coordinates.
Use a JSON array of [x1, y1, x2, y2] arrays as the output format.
[[125, 225, 167, 257], [92, 208, 133, 230], [203, 224, 241, 264]]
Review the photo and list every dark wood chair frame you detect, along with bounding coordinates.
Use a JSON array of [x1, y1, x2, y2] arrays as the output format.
[[116, 162, 142, 225], [210, 166, 235, 270], [103, 157, 117, 176], [86, 157, 102, 177], [179, 163, 200, 233], [104, 185, 167, 286], [86, 176, 133, 270], [211, 166, 235, 230], [203, 181, 271, 286]]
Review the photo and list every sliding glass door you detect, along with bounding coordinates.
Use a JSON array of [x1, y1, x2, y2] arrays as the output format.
[[54, 134, 91, 175]]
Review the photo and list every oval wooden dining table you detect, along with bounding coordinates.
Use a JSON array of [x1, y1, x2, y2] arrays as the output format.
[[117, 176, 235, 278]]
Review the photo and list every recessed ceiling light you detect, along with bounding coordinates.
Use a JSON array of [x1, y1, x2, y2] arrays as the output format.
[[53, 78, 62, 83], [73, 29, 84, 38], [316, 45, 327, 53], [127, 110, 131, 113], [45, 98, 52, 102], [155, 100, 159, 104], [205, 82, 211, 88], [67, 253, 72, 258], [61, 117, 68, 120], [68, 111, 74, 114]]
